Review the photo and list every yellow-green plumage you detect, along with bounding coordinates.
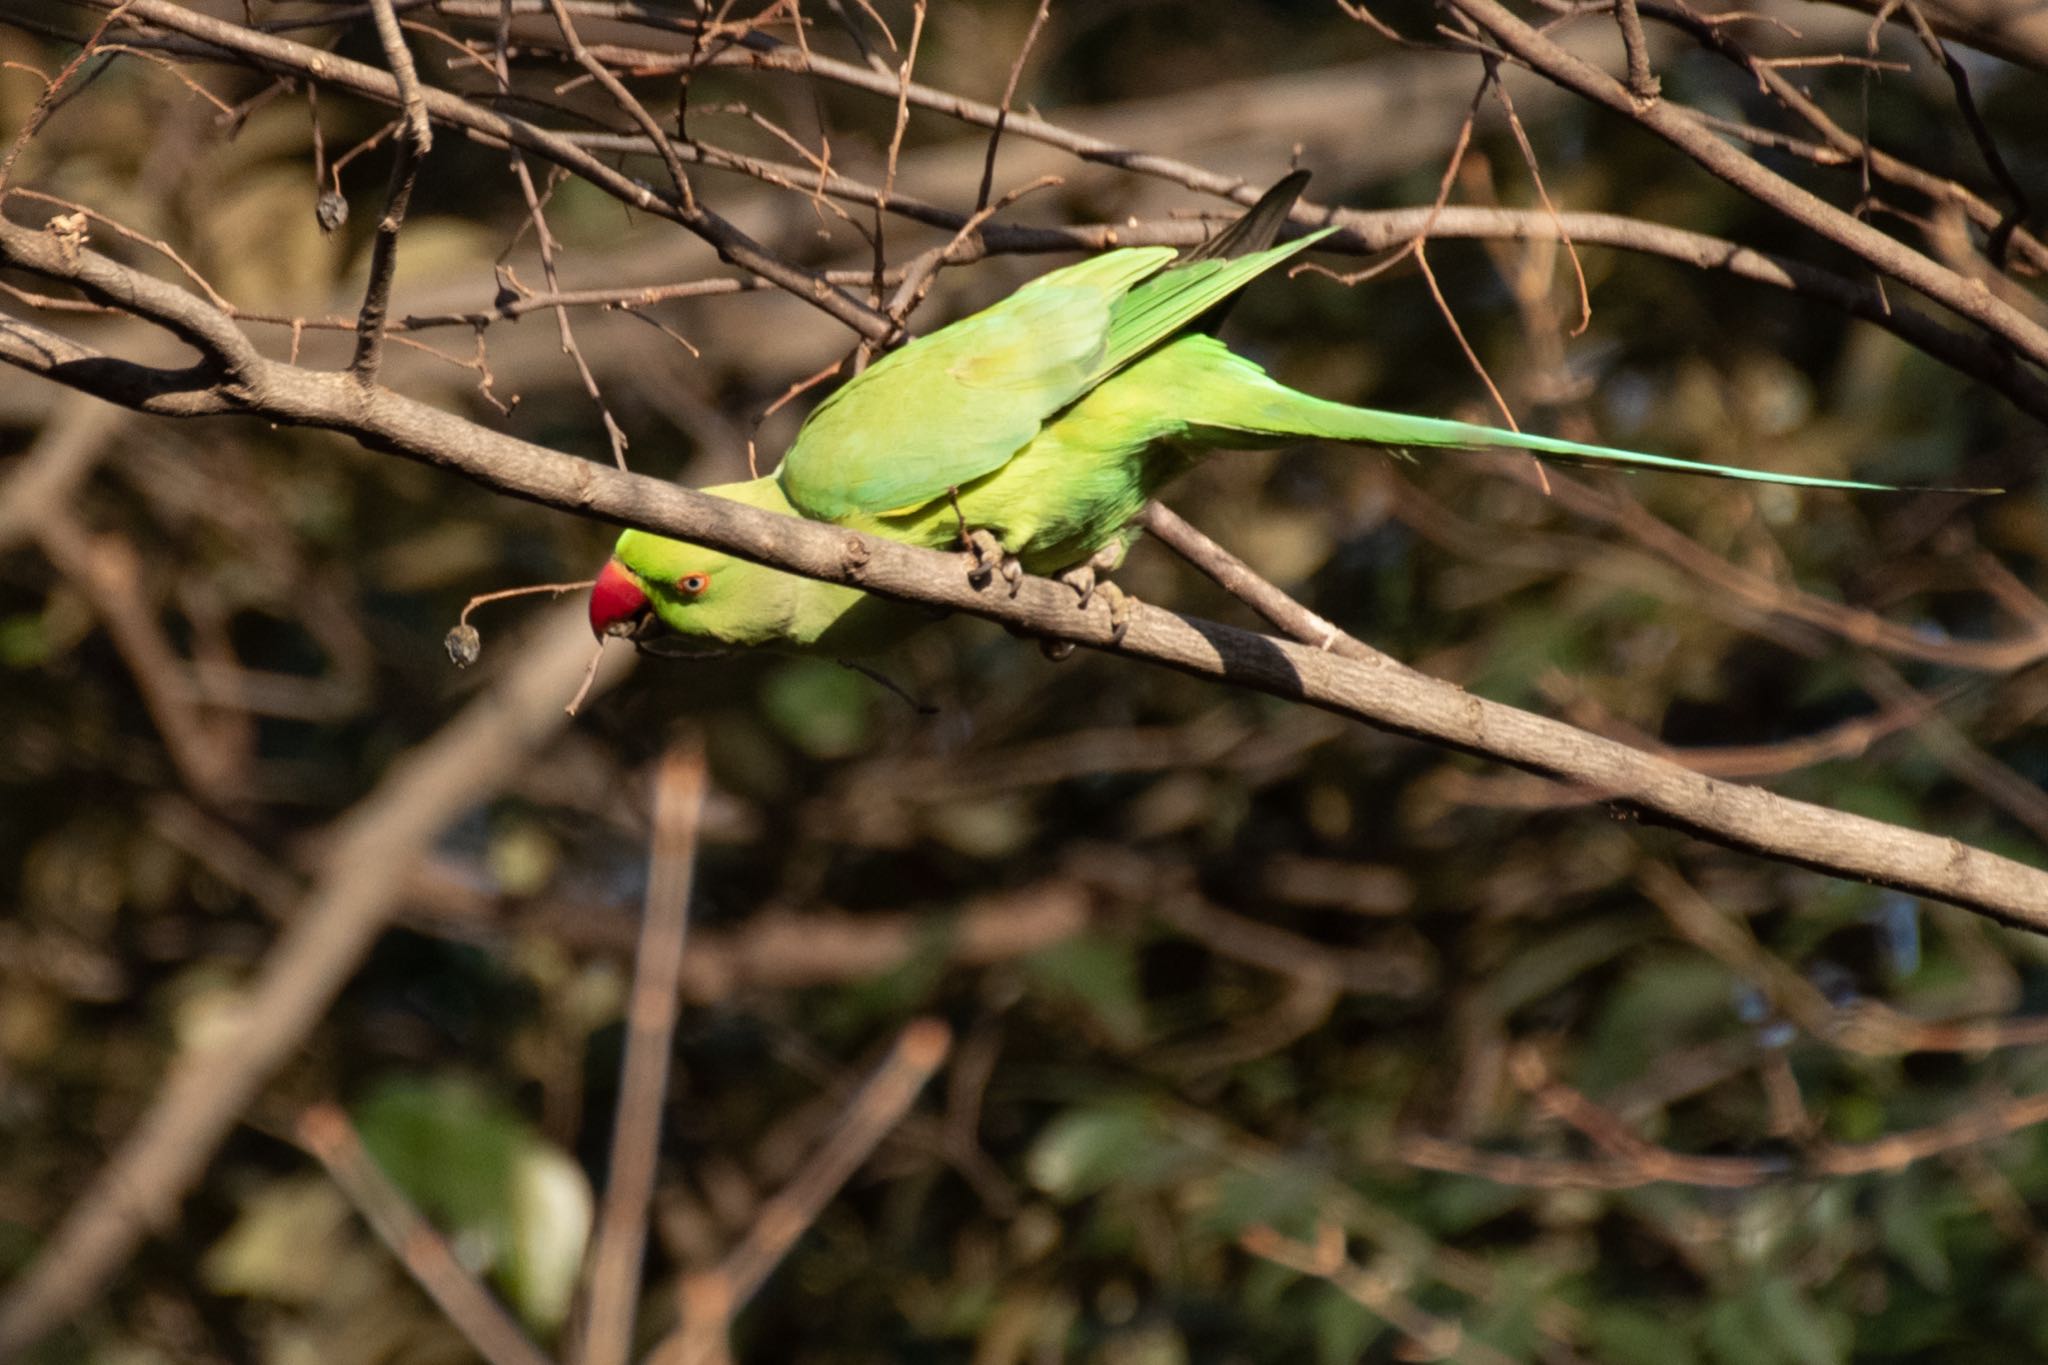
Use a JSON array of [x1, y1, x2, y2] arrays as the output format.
[[606, 175, 1976, 656]]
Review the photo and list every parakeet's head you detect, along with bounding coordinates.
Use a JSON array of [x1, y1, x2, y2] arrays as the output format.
[[589, 476, 934, 658], [587, 477, 805, 652]]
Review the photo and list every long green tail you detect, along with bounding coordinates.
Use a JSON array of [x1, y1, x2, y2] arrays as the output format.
[[1298, 405, 1916, 491], [1157, 337, 1997, 494]]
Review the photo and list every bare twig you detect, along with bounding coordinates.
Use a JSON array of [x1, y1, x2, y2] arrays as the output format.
[[574, 744, 707, 1365], [351, 0, 435, 380], [62, 1, 2048, 419], [543, 0, 694, 210], [648, 1018, 952, 1364], [866, 0, 926, 315], [0, 2, 133, 192], [1891, 0, 2033, 266], [1613, 0, 1661, 100], [1139, 502, 1367, 660], [973, 0, 1052, 212], [481, 0, 631, 463], [1241, 1225, 1520, 1365]]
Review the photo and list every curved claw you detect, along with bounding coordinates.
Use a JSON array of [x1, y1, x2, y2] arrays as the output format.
[[1054, 540, 1126, 610], [1096, 582, 1134, 645], [1057, 562, 1099, 609], [964, 527, 1024, 597]]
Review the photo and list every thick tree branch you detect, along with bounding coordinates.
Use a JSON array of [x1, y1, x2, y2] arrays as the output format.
[[2, 218, 2043, 929]]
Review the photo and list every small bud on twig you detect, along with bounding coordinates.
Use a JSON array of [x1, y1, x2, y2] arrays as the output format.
[[444, 623, 482, 668]]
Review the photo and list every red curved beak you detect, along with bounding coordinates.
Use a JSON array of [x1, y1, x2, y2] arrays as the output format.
[[589, 558, 651, 638]]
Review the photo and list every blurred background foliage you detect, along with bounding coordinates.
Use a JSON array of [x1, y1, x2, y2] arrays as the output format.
[[3, 0, 2048, 1361]]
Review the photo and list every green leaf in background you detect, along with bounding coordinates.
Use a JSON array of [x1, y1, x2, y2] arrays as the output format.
[[353, 1074, 592, 1331], [1023, 933, 1147, 1049], [1308, 1282, 1382, 1365], [1589, 1305, 1706, 1365], [1755, 1275, 1848, 1365], [1877, 1174, 1951, 1293], [1028, 1099, 1193, 1201], [0, 615, 47, 668], [760, 657, 874, 759]]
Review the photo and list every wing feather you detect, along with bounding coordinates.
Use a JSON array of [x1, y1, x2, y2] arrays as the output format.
[[777, 249, 1174, 520]]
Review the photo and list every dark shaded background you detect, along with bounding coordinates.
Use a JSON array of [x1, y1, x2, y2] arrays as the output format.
[[3, 0, 2047, 1360]]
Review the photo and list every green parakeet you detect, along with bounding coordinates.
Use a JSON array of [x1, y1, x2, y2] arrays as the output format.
[[591, 175, 1975, 651]]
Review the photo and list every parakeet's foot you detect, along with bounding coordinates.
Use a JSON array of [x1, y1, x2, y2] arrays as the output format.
[[1054, 541, 1126, 610], [1037, 581, 1133, 657], [1096, 582, 1135, 644], [964, 527, 1024, 597]]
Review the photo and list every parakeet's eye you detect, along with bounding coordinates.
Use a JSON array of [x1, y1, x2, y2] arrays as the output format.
[[677, 572, 710, 597]]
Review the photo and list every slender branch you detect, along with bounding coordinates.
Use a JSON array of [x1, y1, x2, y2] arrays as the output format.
[[368, 0, 432, 152], [542, 0, 693, 209], [1889, 0, 2033, 267], [973, 0, 1051, 212], [1613, 0, 1660, 100], [489, 12, 628, 466], [351, 0, 434, 379], [558, 129, 2048, 421], [647, 1018, 952, 1365], [1242, 1225, 1519, 1365], [1636, 0, 2048, 278], [0, 2, 133, 193], [1813, 0, 2048, 77], [0, 207, 262, 383], [1140, 501, 1367, 660], [574, 744, 706, 1365]]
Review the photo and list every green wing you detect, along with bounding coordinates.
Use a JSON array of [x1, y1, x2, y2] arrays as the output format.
[[776, 248, 1175, 522], [1183, 171, 1313, 266], [1099, 226, 1334, 375], [777, 216, 1337, 524]]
